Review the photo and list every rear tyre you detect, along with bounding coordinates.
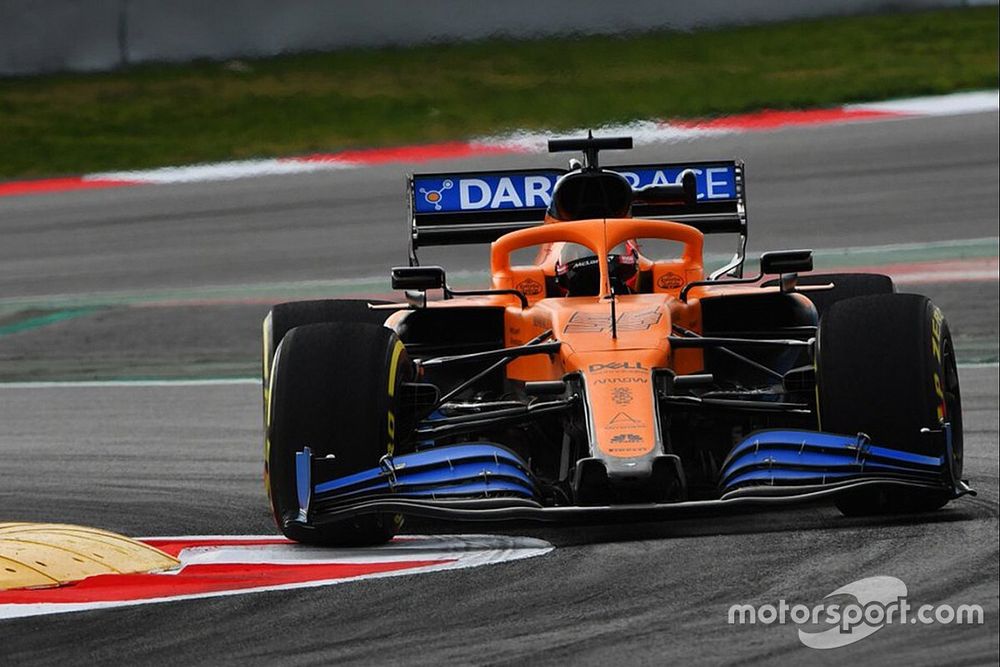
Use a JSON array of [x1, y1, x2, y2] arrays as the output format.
[[265, 322, 413, 545], [816, 294, 962, 516], [764, 273, 894, 318]]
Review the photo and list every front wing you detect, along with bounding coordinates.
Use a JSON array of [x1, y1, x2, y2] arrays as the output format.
[[288, 429, 972, 530]]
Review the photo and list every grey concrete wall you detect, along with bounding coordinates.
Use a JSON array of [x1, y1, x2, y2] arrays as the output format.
[[1, 0, 993, 76], [0, 0, 124, 75]]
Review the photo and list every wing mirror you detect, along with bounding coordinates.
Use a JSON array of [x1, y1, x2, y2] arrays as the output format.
[[391, 266, 446, 291], [760, 250, 813, 275], [680, 249, 814, 302]]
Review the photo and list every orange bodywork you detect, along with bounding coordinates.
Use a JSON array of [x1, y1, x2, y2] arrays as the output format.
[[395, 218, 723, 463], [493, 219, 706, 460]]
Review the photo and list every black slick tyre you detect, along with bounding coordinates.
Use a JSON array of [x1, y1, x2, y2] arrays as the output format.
[[265, 322, 413, 545], [816, 293, 962, 516], [261, 299, 390, 426]]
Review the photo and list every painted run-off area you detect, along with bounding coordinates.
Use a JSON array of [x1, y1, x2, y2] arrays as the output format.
[[0, 534, 553, 620]]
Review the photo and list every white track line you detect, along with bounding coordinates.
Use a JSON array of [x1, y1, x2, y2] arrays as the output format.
[[0, 378, 261, 389], [848, 90, 1000, 116], [88, 158, 354, 185]]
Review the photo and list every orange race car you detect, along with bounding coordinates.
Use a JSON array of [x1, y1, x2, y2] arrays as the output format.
[[261, 135, 971, 545]]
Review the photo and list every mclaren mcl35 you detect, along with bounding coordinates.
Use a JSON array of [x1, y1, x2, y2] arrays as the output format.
[[261, 135, 970, 545]]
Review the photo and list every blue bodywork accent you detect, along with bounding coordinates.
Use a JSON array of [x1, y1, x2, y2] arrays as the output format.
[[308, 443, 539, 508], [719, 429, 948, 494], [370, 480, 537, 498], [292, 430, 957, 523], [295, 446, 312, 520], [316, 460, 534, 497]]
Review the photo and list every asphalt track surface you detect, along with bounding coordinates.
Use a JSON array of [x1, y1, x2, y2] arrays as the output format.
[[1, 111, 998, 664]]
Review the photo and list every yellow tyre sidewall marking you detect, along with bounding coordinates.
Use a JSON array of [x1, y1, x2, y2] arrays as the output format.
[[386, 338, 406, 531], [386, 339, 405, 457], [930, 306, 947, 422], [262, 313, 274, 497]]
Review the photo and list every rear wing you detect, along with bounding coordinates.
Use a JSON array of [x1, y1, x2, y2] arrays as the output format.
[[620, 161, 746, 236], [408, 160, 746, 255], [409, 161, 748, 276], [409, 168, 565, 250]]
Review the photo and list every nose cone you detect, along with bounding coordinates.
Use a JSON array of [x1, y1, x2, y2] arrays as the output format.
[[576, 356, 662, 460]]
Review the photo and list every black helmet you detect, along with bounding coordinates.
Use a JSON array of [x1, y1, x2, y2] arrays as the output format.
[[555, 242, 639, 297]]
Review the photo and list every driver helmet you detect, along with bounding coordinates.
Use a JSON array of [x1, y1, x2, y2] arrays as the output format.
[[555, 241, 640, 297]]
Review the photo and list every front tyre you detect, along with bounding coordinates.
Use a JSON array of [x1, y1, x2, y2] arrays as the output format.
[[265, 322, 413, 545], [816, 294, 963, 516], [261, 299, 391, 426]]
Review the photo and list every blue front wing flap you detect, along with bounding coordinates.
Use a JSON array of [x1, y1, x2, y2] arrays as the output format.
[[293, 428, 966, 523], [307, 443, 539, 514], [717, 429, 956, 497]]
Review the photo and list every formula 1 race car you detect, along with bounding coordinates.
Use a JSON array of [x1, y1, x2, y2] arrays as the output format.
[[261, 135, 971, 545]]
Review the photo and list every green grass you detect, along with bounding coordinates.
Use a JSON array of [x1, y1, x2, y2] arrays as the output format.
[[0, 6, 996, 179]]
